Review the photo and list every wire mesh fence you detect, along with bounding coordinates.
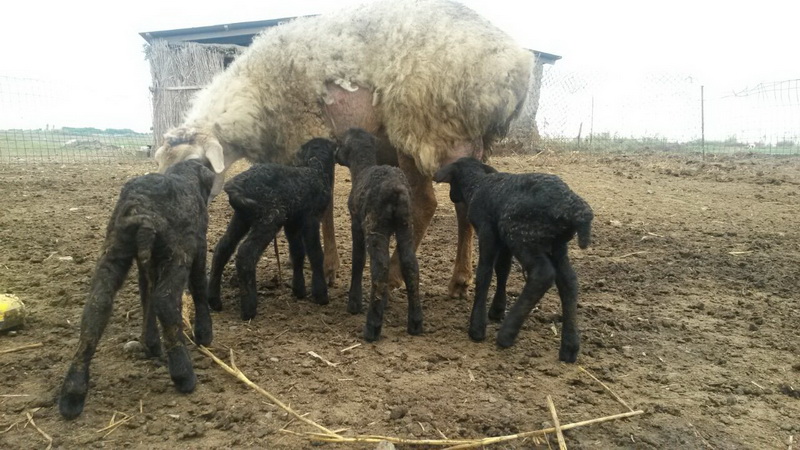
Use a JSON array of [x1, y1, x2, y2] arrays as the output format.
[[1, 70, 798, 164], [0, 76, 152, 163], [532, 66, 800, 156]]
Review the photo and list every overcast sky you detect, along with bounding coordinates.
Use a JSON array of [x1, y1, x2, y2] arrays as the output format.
[[1, 0, 797, 132]]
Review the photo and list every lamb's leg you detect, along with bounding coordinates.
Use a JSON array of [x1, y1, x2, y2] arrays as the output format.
[[551, 242, 581, 363], [448, 201, 474, 298], [365, 232, 391, 341], [188, 244, 213, 346], [235, 223, 277, 320], [284, 223, 307, 299], [59, 251, 133, 419], [488, 245, 512, 322], [396, 222, 423, 336], [347, 219, 366, 314], [208, 212, 251, 311], [136, 259, 160, 357], [469, 232, 499, 342], [321, 173, 340, 286], [303, 218, 329, 305], [388, 154, 436, 288], [497, 253, 555, 349], [152, 266, 196, 393]]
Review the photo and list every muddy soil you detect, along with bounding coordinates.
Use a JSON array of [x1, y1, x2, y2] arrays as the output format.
[[1, 151, 798, 449]]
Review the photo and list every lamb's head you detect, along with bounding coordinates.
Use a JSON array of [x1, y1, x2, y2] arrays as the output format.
[[154, 127, 225, 175], [298, 138, 338, 184], [335, 128, 378, 169], [165, 159, 217, 205], [433, 157, 497, 204]]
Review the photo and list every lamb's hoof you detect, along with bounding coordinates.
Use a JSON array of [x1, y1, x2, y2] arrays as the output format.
[[347, 298, 363, 315], [312, 295, 329, 306], [172, 372, 197, 393], [488, 307, 505, 322], [364, 324, 382, 342], [448, 278, 469, 299], [496, 332, 517, 349], [58, 392, 86, 420], [407, 319, 423, 336], [207, 296, 223, 312], [193, 327, 213, 347], [468, 327, 486, 342]]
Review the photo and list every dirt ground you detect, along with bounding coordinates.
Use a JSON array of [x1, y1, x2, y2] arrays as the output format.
[[0, 151, 798, 449]]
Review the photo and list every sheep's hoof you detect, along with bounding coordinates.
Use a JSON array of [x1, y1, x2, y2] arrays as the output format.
[[448, 278, 469, 299], [496, 333, 517, 349]]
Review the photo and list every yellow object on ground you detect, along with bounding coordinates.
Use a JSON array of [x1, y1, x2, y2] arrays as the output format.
[[0, 294, 26, 331]]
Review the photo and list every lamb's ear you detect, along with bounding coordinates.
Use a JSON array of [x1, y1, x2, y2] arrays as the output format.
[[482, 163, 499, 174], [433, 164, 455, 183]]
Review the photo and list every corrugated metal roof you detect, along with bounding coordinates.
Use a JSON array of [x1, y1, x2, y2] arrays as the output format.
[[140, 17, 562, 63]]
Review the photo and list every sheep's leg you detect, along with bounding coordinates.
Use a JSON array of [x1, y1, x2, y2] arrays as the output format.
[[208, 212, 251, 311], [488, 245, 512, 322], [365, 232, 391, 341], [59, 251, 133, 420], [188, 245, 213, 346], [388, 154, 436, 288], [551, 242, 581, 363], [152, 265, 196, 393], [497, 253, 555, 349], [284, 223, 307, 299], [396, 222, 423, 336], [235, 223, 277, 320], [321, 173, 340, 287], [303, 218, 329, 305], [470, 232, 499, 342], [136, 259, 160, 357], [449, 201, 474, 298], [347, 219, 366, 314]]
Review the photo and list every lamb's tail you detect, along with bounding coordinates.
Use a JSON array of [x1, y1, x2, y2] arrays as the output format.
[[576, 219, 592, 249], [116, 212, 157, 269], [389, 185, 412, 224]]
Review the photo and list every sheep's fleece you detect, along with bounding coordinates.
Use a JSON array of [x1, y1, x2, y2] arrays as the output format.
[[178, 0, 532, 176]]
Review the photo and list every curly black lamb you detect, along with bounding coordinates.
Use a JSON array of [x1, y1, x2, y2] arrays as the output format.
[[208, 138, 337, 320], [434, 157, 593, 362], [336, 128, 422, 341], [58, 159, 216, 419]]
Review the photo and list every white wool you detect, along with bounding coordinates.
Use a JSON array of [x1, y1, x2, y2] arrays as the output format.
[[179, 0, 532, 176]]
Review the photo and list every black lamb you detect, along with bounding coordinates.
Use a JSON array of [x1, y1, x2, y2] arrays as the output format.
[[208, 138, 336, 320], [59, 159, 216, 419], [336, 128, 423, 341], [433, 157, 593, 362]]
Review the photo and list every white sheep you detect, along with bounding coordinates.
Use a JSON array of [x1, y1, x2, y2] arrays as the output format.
[[154, 0, 533, 292]]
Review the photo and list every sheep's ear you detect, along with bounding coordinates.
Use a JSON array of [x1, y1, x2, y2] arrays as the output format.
[[433, 164, 455, 183], [203, 139, 225, 174]]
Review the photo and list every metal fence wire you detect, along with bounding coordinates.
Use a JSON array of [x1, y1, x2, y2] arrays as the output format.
[[0, 76, 151, 163], [1, 72, 798, 164], [535, 66, 800, 155]]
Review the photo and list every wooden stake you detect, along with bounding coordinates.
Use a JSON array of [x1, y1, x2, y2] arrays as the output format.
[[578, 366, 635, 412]]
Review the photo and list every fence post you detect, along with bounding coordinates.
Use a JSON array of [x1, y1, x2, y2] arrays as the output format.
[[700, 85, 705, 160]]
